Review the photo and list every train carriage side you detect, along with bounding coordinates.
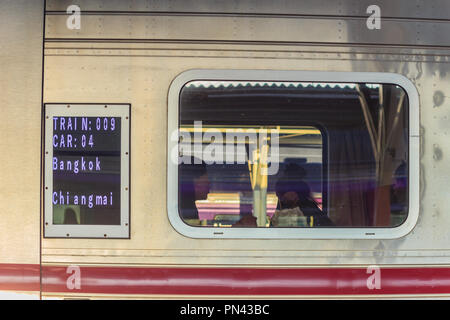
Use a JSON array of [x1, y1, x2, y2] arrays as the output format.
[[2, 0, 450, 299]]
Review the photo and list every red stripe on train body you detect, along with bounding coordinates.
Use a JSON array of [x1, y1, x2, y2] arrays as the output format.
[[39, 265, 450, 296]]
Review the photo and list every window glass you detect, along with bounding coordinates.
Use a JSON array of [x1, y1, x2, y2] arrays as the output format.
[[177, 81, 408, 228]]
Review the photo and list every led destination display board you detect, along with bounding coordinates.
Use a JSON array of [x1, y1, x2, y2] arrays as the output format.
[[52, 116, 121, 224], [44, 104, 130, 238]]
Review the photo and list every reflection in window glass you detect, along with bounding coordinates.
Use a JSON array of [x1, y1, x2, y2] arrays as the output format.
[[178, 81, 408, 228]]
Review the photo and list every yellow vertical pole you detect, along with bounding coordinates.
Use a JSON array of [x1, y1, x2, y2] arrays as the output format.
[[249, 129, 269, 227]]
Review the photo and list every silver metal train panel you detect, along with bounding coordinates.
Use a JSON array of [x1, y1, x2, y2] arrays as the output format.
[[45, 11, 450, 48], [0, 0, 44, 299], [46, 0, 450, 21], [41, 0, 450, 269]]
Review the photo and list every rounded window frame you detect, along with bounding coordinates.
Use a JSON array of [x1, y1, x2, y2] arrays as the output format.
[[167, 69, 420, 239]]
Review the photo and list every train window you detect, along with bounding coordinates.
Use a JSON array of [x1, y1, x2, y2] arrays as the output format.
[[167, 70, 419, 239], [44, 104, 130, 238]]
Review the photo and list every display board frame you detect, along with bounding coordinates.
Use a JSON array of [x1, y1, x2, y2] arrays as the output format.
[[44, 103, 130, 238]]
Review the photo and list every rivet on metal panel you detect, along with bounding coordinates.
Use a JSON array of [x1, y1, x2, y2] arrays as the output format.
[[433, 144, 443, 161], [433, 91, 445, 107]]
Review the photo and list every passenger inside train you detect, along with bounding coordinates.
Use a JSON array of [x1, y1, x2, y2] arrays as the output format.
[[178, 158, 210, 221], [270, 164, 333, 227], [390, 161, 408, 226]]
